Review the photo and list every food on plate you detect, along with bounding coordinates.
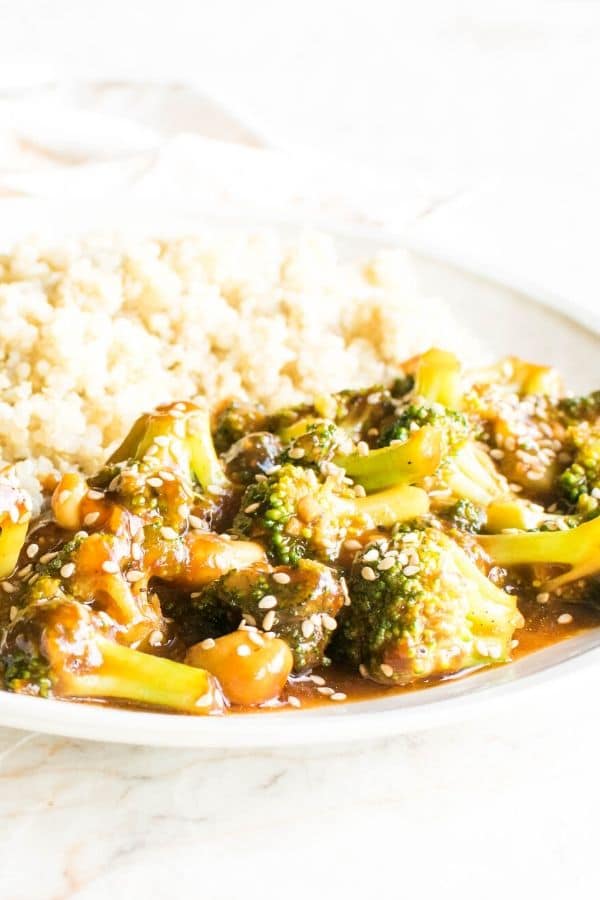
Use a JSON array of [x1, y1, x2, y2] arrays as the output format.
[[1, 340, 599, 715]]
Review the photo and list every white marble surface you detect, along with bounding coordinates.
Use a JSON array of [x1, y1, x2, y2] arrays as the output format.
[[1, 4, 600, 898]]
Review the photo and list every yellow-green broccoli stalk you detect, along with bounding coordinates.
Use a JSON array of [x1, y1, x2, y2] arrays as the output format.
[[0, 474, 31, 579]]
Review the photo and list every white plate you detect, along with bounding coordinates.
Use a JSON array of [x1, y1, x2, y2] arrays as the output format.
[[0, 198, 598, 747]]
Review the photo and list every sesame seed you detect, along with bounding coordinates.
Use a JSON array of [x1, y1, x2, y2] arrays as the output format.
[[39, 551, 58, 564], [195, 693, 213, 708], [357, 441, 369, 457], [206, 484, 224, 496], [248, 631, 265, 648], [26, 543, 39, 559], [126, 569, 145, 583], [511, 639, 519, 649], [160, 526, 179, 541], [536, 592, 550, 604], [258, 595, 277, 610], [244, 502, 260, 514], [272, 571, 291, 585], [322, 614, 337, 631], [87, 489, 104, 500], [377, 556, 396, 571], [153, 435, 169, 446], [147, 477, 163, 488], [58, 489, 71, 504], [380, 663, 394, 678], [490, 448, 504, 460], [131, 543, 142, 561], [361, 566, 377, 581], [318, 686, 334, 695], [359, 664, 369, 678], [1, 581, 16, 593], [557, 613, 573, 625], [200, 638, 216, 650], [288, 696, 301, 708], [288, 446, 305, 460], [344, 539, 362, 552], [102, 560, 119, 574], [190, 591, 201, 598], [362, 548, 379, 563], [60, 563, 75, 578], [9, 606, 18, 621], [366, 393, 380, 405], [188, 515, 205, 529], [302, 619, 315, 639], [330, 692, 347, 702], [353, 484, 367, 498], [403, 565, 420, 577], [262, 610, 276, 631], [83, 511, 100, 527], [17, 564, 32, 578], [237, 644, 251, 657], [310, 674, 326, 686], [149, 630, 163, 647]]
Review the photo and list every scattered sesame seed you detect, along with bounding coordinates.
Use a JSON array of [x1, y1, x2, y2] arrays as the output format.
[[403, 565, 420, 577], [380, 663, 394, 678], [126, 569, 145, 583], [302, 619, 315, 639], [361, 566, 377, 581], [288, 446, 305, 460], [330, 692, 347, 702], [357, 441, 369, 457], [322, 614, 337, 632], [9, 605, 18, 621], [258, 595, 278, 610], [26, 543, 39, 559], [262, 610, 276, 631], [353, 484, 367, 498], [377, 556, 396, 571], [153, 435, 169, 447], [188, 514, 205, 529], [237, 644, 252, 657], [83, 511, 100, 526], [359, 664, 369, 678], [362, 548, 379, 563], [87, 489, 104, 500], [557, 613, 573, 625], [536, 592, 550, 604], [310, 674, 326, 686], [288, 696, 301, 708], [272, 571, 291, 585], [248, 631, 265, 648], [40, 551, 58, 565], [131, 543, 143, 561], [318, 686, 334, 695], [344, 539, 362, 552], [511, 639, 519, 649], [58, 489, 71, 504], [190, 591, 201, 599], [244, 502, 260, 514], [366, 393, 380, 405], [1, 581, 16, 594], [60, 563, 75, 578], [149, 630, 163, 647], [200, 638, 216, 650], [160, 526, 179, 541], [490, 448, 504, 460], [102, 560, 119, 574], [147, 477, 163, 488], [17, 564, 32, 578]]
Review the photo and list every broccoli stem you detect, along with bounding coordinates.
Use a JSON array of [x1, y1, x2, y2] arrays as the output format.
[[53, 636, 221, 714], [479, 515, 600, 589], [445, 441, 507, 506], [414, 348, 462, 408], [335, 425, 442, 492], [0, 482, 31, 578], [355, 485, 429, 527]]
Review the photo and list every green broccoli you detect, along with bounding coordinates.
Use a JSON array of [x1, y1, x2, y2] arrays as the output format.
[[444, 498, 486, 534], [377, 403, 468, 450], [232, 462, 430, 565], [194, 559, 347, 671], [479, 512, 600, 592], [333, 527, 522, 684], [334, 425, 443, 493], [557, 390, 600, 424], [212, 398, 268, 453], [557, 424, 600, 517], [2, 595, 223, 713]]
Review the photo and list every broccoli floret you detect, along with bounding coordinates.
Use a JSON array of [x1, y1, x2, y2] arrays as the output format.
[[479, 513, 600, 593], [194, 559, 347, 671], [212, 399, 267, 453], [1, 596, 223, 713], [378, 403, 469, 450], [334, 528, 522, 684], [435, 440, 511, 507], [281, 421, 347, 468], [232, 463, 431, 565], [557, 424, 600, 517], [445, 498, 486, 534], [557, 390, 600, 424]]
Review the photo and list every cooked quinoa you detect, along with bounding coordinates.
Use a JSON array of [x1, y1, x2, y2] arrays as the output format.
[[0, 230, 478, 495]]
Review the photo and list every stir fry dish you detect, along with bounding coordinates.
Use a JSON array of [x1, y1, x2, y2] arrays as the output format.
[[1, 348, 600, 715]]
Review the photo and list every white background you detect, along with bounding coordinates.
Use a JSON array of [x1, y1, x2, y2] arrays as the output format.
[[0, 3, 599, 898]]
